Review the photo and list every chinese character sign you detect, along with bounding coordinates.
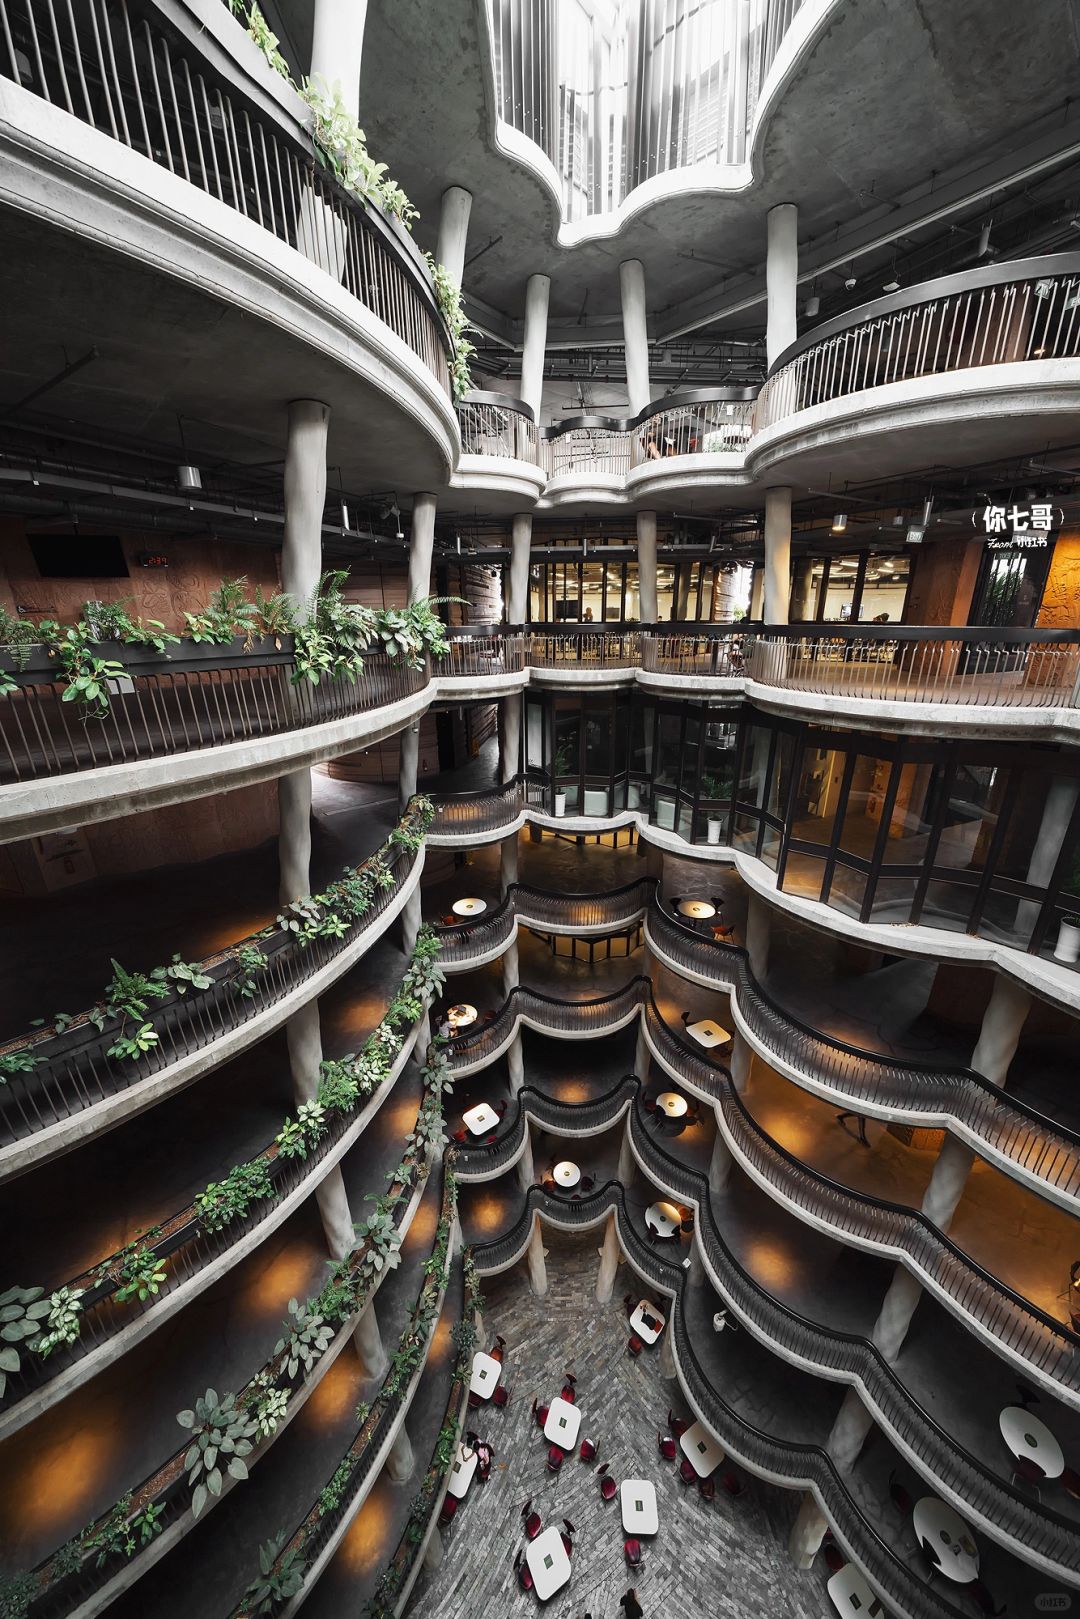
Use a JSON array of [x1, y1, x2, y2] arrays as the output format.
[[977, 503, 1060, 549]]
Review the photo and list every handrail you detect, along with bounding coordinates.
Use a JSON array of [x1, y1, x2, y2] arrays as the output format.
[[627, 1098, 1080, 1573], [434, 878, 653, 966], [443, 978, 645, 1072], [455, 402, 541, 463], [539, 386, 760, 439], [453, 1075, 638, 1177], [0, 0, 452, 392], [0, 800, 428, 1155], [646, 902, 1080, 1203]]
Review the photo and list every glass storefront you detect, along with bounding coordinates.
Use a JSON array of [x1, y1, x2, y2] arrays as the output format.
[[790, 552, 912, 623]]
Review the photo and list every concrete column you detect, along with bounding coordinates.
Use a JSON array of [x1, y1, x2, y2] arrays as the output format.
[[310, 0, 369, 115], [596, 1212, 621, 1302], [1016, 780, 1080, 941], [619, 259, 651, 414], [637, 510, 658, 624], [278, 769, 313, 904], [435, 186, 473, 290], [423, 1532, 444, 1572], [516, 1123, 537, 1191], [526, 1220, 548, 1296], [353, 1299, 388, 1379], [500, 833, 519, 899], [710, 1126, 735, 1192], [617, 1126, 635, 1187], [789, 1490, 829, 1569], [687, 1239, 707, 1289], [970, 975, 1031, 1085], [749, 564, 764, 621], [398, 724, 420, 813], [499, 696, 522, 782], [507, 1033, 525, 1095], [284, 1000, 359, 1266], [508, 513, 532, 624], [745, 892, 772, 979], [766, 203, 798, 370], [521, 274, 551, 418], [401, 885, 422, 955], [634, 1016, 651, 1080], [501, 937, 520, 998], [314, 1167, 355, 1259], [730, 1030, 752, 1093], [386, 1421, 415, 1483], [282, 399, 329, 611], [763, 487, 792, 626], [659, 1322, 677, 1378], [407, 493, 437, 605]]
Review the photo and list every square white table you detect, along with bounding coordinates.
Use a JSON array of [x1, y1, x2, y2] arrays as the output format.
[[620, 1478, 659, 1535], [827, 1566, 887, 1616], [685, 1018, 731, 1048], [629, 1300, 665, 1345], [680, 1419, 724, 1477], [462, 1102, 500, 1137], [543, 1394, 582, 1449], [446, 1443, 478, 1500], [526, 1525, 571, 1600], [469, 1351, 501, 1399]]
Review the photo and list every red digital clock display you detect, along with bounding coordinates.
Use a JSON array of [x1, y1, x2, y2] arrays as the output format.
[[139, 552, 170, 569]]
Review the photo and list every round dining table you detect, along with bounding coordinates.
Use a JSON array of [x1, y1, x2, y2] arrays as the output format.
[[452, 898, 487, 918], [676, 899, 716, 921], [655, 1091, 688, 1119], [912, 1496, 979, 1583], [998, 1405, 1065, 1479], [553, 1160, 581, 1189]]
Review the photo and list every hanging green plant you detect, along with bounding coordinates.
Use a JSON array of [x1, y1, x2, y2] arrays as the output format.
[[425, 254, 476, 400], [300, 79, 418, 230]]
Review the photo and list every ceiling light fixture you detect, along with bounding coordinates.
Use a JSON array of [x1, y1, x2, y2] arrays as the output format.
[[804, 293, 821, 318], [831, 512, 849, 533]]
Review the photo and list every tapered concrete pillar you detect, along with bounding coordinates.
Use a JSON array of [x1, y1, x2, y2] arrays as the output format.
[[789, 1490, 829, 1569], [637, 510, 658, 624], [526, 1221, 548, 1296], [500, 832, 519, 898], [508, 514, 532, 624], [285, 1001, 359, 1266], [501, 937, 520, 998], [282, 399, 329, 611], [766, 203, 798, 370], [353, 1299, 388, 1379], [617, 1126, 635, 1187], [516, 1123, 536, 1191], [745, 892, 772, 978], [499, 696, 522, 782], [1016, 779, 1080, 941], [507, 1033, 525, 1095], [619, 259, 651, 414], [423, 1531, 444, 1572], [970, 975, 1031, 1086], [521, 274, 550, 418], [659, 1322, 677, 1378], [407, 493, 437, 605], [730, 1030, 752, 1093], [596, 1212, 621, 1302], [710, 1126, 735, 1192], [386, 1421, 416, 1483], [399, 724, 420, 813], [315, 1167, 356, 1259], [436, 186, 473, 290], [687, 1239, 707, 1289], [634, 1016, 651, 1079], [749, 564, 764, 621], [310, 0, 369, 114], [763, 487, 792, 626], [278, 770, 314, 904], [401, 885, 422, 955]]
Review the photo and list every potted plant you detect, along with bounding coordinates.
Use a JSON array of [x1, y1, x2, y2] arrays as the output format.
[[700, 773, 728, 844], [552, 740, 573, 816], [1055, 913, 1080, 964]]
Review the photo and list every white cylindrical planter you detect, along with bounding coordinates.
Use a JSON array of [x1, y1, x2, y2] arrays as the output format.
[[1055, 916, 1080, 963], [554, 792, 567, 817], [707, 817, 723, 845]]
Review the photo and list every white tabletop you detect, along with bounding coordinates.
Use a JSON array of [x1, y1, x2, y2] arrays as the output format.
[[645, 1201, 682, 1237], [462, 1102, 500, 1136], [680, 1419, 724, 1477], [677, 899, 717, 920], [629, 1300, 666, 1345], [685, 1018, 731, 1048], [544, 1395, 582, 1449], [553, 1160, 581, 1188], [526, 1525, 571, 1600], [447, 1002, 478, 1028], [620, 1478, 659, 1535], [912, 1497, 979, 1583], [469, 1350, 501, 1398], [827, 1566, 887, 1617], [446, 1443, 478, 1499], [655, 1091, 688, 1118], [452, 898, 487, 918], [998, 1406, 1065, 1478]]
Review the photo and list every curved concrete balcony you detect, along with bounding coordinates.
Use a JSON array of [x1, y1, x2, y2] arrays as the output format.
[[626, 1101, 1080, 1582], [0, 991, 430, 1439], [433, 877, 652, 972], [646, 902, 1080, 1211], [468, 1181, 968, 1619], [447, 394, 547, 513], [453, 1073, 638, 1180], [0, 0, 458, 497], [444, 979, 643, 1076], [0, 807, 427, 1179], [18, 1153, 438, 1619]]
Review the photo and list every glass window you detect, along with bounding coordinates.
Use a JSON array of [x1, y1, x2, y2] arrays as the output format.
[[656, 561, 676, 623], [857, 555, 910, 624], [623, 563, 641, 622], [837, 754, 890, 861], [603, 562, 625, 621], [822, 556, 860, 621], [791, 745, 844, 845], [581, 563, 604, 623]]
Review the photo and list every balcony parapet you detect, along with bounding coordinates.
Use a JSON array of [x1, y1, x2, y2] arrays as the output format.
[[433, 877, 653, 970], [453, 1075, 638, 1180]]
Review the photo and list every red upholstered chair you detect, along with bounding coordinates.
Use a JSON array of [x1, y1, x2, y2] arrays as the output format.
[[467, 1391, 480, 1410], [667, 1410, 688, 1439], [597, 1463, 617, 1502], [533, 1401, 549, 1428], [698, 1476, 716, 1502], [489, 1335, 506, 1362], [679, 1458, 696, 1485], [515, 1554, 534, 1592], [521, 1502, 542, 1540], [627, 1335, 643, 1357], [823, 1543, 846, 1574], [658, 1432, 677, 1461], [579, 1438, 597, 1462], [888, 1471, 914, 1515], [452, 1129, 467, 1144], [493, 1384, 512, 1408], [720, 1471, 743, 1497], [580, 1174, 595, 1192], [624, 1538, 642, 1567], [438, 1496, 457, 1527], [547, 1446, 564, 1472]]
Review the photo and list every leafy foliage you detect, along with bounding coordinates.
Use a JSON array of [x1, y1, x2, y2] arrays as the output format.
[[425, 254, 476, 400], [301, 79, 417, 229], [177, 1388, 257, 1518], [274, 1298, 334, 1380], [242, 1533, 307, 1615]]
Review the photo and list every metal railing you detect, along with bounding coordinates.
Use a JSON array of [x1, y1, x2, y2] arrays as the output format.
[[0, 0, 451, 391], [748, 626, 1080, 708], [443, 978, 644, 1071], [755, 259, 1080, 430], [0, 642, 429, 784], [456, 398, 540, 463], [628, 1102, 1080, 1575], [428, 777, 524, 838], [454, 1075, 638, 1178], [540, 428, 634, 478], [0, 807, 425, 1151], [646, 903, 1080, 1203], [630, 399, 755, 461], [640, 628, 752, 677], [434, 878, 653, 966], [526, 628, 641, 669], [440, 631, 525, 678]]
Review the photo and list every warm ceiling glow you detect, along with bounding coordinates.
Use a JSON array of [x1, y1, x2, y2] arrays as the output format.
[[467, 1192, 511, 1235], [334, 1483, 395, 1575], [244, 1241, 322, 1324], [14, 1420, 117, 1547], [301, 1350, 364, 1431], [744, 1237, 797, 1291]]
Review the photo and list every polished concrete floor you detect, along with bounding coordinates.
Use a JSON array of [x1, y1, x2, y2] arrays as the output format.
[[408, 1228, 827, 1619]]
